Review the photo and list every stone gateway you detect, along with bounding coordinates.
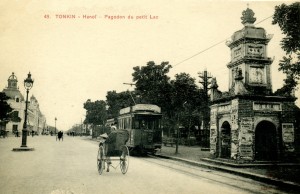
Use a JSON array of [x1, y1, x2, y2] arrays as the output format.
[[209, 8, 298, 162]]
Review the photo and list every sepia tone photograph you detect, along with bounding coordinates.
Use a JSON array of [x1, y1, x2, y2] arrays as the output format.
[[0, 0, 299, 193]]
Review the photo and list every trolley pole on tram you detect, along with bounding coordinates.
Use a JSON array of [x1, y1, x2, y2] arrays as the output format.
[[123, 83, 136, 105]]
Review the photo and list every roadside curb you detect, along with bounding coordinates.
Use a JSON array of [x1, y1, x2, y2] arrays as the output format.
[[201, 158, 300, 168], [156, 154, 300, 190]]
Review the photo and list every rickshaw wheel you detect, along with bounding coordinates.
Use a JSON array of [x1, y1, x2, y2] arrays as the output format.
[[97, 146, 105, 175], [120, 145, 129, 174]]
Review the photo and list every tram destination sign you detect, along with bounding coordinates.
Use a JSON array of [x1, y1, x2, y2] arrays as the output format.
[[120, 104, 161, 115]]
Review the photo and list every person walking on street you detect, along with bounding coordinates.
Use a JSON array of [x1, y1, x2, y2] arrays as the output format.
[[57, 131, 63, 141]]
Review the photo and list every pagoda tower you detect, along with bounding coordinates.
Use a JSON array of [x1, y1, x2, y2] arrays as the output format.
[[226, 7, 273, 95], [209, 8, 297, 162]]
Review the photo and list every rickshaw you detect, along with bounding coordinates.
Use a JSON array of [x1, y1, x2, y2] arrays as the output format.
[[97, 130, 130, 175]]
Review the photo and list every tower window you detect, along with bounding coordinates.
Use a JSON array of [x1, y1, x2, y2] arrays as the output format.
[[16, 98, 19, 102]]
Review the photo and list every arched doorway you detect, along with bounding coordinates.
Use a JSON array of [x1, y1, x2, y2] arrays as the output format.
[[220, 121, 231, 158], [255, 121, 277, 161]]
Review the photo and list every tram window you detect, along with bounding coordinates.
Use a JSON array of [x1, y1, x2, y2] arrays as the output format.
[[127, 117, 131, 129], [124, 117, 130, 129], [134, 120, 140, 129], [141, 120, 146, 129], [133, 117, 160, 129], [153, 120, 159, 129], [127, 118, 130, 129], [148, 121, 153, 129]]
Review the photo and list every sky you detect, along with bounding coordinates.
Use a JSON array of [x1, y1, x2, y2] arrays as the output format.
[[0, 0, 298, 131]]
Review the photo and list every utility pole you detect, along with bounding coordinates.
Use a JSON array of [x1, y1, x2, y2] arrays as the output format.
[[198, 69, 212, 147]]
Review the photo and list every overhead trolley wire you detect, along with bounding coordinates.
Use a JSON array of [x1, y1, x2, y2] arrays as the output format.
[[173, 15, 274, 68], [173, 39, 228, 67]]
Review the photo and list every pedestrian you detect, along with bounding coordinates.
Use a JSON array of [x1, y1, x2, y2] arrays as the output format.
[[58, 131, 63, 141]]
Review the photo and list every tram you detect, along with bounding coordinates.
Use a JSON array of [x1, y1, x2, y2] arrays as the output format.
[[113, 104, 162, 154]]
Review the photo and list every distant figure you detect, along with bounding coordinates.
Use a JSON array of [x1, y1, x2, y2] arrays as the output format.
[[15, 131, 19, 137], [50, 131, 53, 136], [57, 131, 63, 141], [0, 130, 6, 138]]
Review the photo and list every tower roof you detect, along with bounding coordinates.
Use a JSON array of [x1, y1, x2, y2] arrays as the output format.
[[231, 26, 267, 42], [2, 72, 24, 101], [226, 7, 272, 48], [241, 7, 256, 26], [8, 72, 18, 82], [2, 88, 24, 101]]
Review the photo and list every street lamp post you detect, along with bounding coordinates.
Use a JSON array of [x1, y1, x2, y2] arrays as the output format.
[[13, 72, 34, 151], [21, 72, 34, 147], [55, 117, 57, 135]]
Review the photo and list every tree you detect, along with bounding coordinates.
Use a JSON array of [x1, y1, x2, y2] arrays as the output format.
[[0, 92, 13, 126], [83, 99, 107, 126], [273, 2, 300, 95], [132, 61, 173, 109], [106, 90, 135, 119], [171, 73, 199, 111], [170, 73, 205, 144]]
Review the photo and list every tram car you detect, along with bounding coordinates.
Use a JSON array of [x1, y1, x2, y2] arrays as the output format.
[[115, 104, 162, 155]]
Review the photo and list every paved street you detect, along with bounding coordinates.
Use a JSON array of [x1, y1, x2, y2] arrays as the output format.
[[0, 136, 294, 194]]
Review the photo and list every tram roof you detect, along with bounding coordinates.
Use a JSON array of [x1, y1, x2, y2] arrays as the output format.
[[119, 104, 161, 115], [133, 112, 162, 116]]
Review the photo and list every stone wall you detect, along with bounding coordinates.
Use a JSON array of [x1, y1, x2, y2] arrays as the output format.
[[210, 96, 297, 162]]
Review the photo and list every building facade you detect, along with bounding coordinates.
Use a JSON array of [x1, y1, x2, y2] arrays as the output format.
[[209, 8, 297, 162], [2, 72, 47, 135], [27, 95, 47, 134]]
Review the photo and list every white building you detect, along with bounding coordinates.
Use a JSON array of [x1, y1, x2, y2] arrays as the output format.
[[2, 72, 47, 135], [27, 95, 47, 135]]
